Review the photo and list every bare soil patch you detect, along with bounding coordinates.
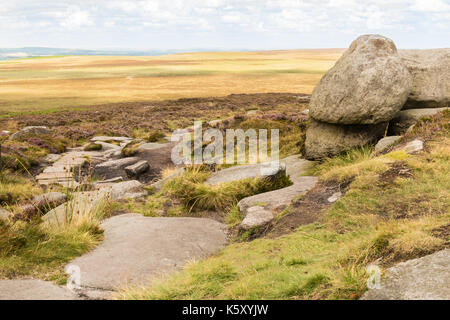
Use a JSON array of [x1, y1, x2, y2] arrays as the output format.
[[378, 161, 413, 185]]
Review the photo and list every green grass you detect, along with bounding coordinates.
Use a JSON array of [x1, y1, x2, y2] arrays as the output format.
[[117, 112, 450, 300], [0, 189, 110, 283], [114, 165, 292, 219], [0, 170, 42, 206]]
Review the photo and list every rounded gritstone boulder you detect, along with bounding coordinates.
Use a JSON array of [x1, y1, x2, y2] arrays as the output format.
[[310, 34, 412, 125]]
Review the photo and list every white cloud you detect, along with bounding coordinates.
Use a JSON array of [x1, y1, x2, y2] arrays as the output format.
[[410, 0, 450, 12], [60, 6, 93, 30], [0, 0, 448, 48]]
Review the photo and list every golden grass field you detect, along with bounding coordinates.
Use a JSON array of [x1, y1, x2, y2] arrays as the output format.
[[0, 49, 343, 116]]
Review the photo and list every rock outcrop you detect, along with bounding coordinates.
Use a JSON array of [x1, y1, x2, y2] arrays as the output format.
[[361, 249, 450, 300], [0, 280, 79, 300], [9, 126, 51, 140], [206, 162, 286, 185], [305, 119, 386, 160], [310, 34, 412, 125], [305, 34, 413, 160], [68, 214, 227, 298], [399, 49, 450, 109]]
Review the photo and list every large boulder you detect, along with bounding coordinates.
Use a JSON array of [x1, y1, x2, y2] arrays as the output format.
[[9, 126, 51, 140], [304, 119, 387, 160], [399, 49, 450, 109], [309, 34, 412, 124]]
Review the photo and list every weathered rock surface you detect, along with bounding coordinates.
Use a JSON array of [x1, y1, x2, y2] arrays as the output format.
[[238, 176, 318, 213], [401, 139, 423, 154], [0, 279, 78, 300], [20, 192, 67, 218], [237, 156, 317, 213], [389, 107, 448, 135], [138, 142, 168, 151], [91, 136, 133, 143], [93, 157, 140, 179], [399, 49, 450, 109], [94, 141, 121, 151], [32, 192, 67, 211], [327, 192, 342, 203], [42, 191, 107, 225], [36, 149, 105, 188], [361, 249, 450, 300], [309, 34, 412, 124], [69, 214, 227, 293], [101, 180, 147, 200], [374, 136, 402, 153], [125, 160, 149, 177], [206, 162, 286, 185], [240, 206, 274, 230], [305, 119, 387, 160], [9, 126, 51, 140]]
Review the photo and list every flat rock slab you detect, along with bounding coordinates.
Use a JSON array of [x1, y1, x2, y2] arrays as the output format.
[[69, 214, 228, 291], [91, 136, 133, 142], [0, 280, 78, 300], [238, 176, 318, 213], [206, 162, 285, 185], [138, 142, 168, 151], [281, 155, 314, 183], [361, 249, 450, 300]]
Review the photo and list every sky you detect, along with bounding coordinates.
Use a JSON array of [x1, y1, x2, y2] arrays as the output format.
[[0, 0, 449, 50]]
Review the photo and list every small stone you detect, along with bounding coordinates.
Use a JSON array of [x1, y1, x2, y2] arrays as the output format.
[[0, 208, 12, 220], [125, 160, 149, 177], [240, 206, 274, 230], [44, 154, 61, 162], [402, 139, 423, 154], [327, 192, 342, 203], [374, 136, 402, 153]]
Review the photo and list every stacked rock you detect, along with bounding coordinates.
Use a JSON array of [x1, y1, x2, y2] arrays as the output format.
[[304, 34, 449, 160], [389, 49, 450, 134]]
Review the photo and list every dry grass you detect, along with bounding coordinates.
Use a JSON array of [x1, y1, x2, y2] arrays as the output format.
[[0, 50, 343, 115]]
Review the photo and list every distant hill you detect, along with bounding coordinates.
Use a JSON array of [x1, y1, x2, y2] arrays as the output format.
[[0, 47, 191, 60]]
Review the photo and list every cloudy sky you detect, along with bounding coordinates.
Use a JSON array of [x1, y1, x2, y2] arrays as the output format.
[[1, 0, 449, 50]]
